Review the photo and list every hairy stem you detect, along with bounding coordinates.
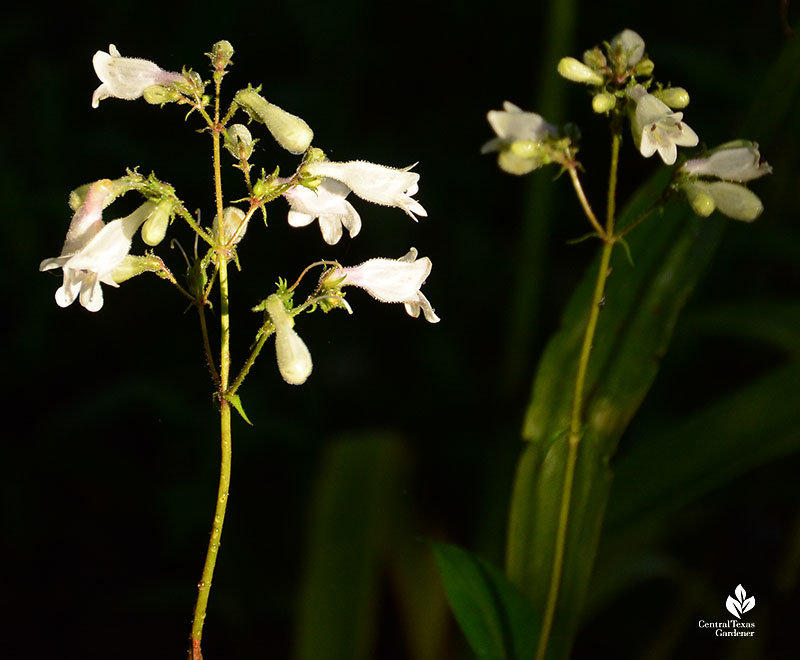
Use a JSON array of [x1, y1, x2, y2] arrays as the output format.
[[190, 69, 232, 660]]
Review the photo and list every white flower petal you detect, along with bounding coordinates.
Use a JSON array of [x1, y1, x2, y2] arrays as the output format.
[[329, 248, 439, 322], [92, 45, 182, 107]]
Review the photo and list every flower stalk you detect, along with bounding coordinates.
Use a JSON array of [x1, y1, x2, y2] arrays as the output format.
[[535, 130, 620, 660], [190, 62, 233, 660]]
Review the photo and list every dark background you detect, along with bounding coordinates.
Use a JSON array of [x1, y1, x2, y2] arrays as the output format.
[[3, 1, 799, 658]]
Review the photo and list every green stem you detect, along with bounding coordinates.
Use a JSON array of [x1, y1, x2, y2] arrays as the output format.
[[567, 166, 605, 238], [190, 69, 232, 660], [534, 131, 620, 660]]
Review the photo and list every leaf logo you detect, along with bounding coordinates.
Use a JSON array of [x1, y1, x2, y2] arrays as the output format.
[[725, 584, 755, 619]]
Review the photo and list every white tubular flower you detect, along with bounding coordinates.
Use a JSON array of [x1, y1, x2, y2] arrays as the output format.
[[304, 160, 427, 220], [283, 179, 361, 245], [40, 181, 155, 311], [681, 141, 772, 182], [92, 45, 183, 108], [264, 295, 313, 385], [628, 85, 698, 165], [482, 101, 556, 175], [329, 248, 440, 323]]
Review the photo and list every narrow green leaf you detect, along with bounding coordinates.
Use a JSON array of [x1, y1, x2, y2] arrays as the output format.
[[432, 541, 539, 660], [606, 363, 800, 529], [508, 174, 726, 660]]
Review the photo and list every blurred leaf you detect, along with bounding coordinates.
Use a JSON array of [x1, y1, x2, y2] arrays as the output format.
[[389, 534, 450, 660], [507, 166, 725, 656], [606, 363, 800, 529], [432, 541, 539, 660], [293, 434, 407, 660], [680, 300, 800, 359]]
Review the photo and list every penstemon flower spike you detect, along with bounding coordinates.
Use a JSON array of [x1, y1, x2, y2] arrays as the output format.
[[41, 41, 438, 660]]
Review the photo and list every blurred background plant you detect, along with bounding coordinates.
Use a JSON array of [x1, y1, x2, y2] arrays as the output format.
[[4, 1, 799, 659]]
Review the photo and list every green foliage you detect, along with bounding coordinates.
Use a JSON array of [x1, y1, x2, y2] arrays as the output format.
[[433, 541, 540, 660]]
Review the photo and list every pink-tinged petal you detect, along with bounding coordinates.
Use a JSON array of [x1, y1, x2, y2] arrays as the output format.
[[92, 44, 182, 107]]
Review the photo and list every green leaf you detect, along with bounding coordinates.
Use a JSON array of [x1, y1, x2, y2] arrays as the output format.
[[606, 363, 800, 529], [507, 168, 727, 659], [432, 541, 539, 660], [223, 392, 252, 425]]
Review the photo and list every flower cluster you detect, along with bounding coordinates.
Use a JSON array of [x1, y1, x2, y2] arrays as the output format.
[[484, 28, 771, 227], [40, 177, 172, 311], [679, 141, 772, 221], [42, 42, 438, 386]]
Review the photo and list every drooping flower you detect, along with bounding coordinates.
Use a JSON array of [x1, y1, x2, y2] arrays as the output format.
[[481, 101, 557, 175], [40, 180, 155, 311], [681, 141, 772, 182], [92, 45, 183, 108], [326, 248, 440, 323], [283, 179, 361, 245], [628, 85, 698, 165], [264, 295, 313, 385], [304, 160, 427, 220]]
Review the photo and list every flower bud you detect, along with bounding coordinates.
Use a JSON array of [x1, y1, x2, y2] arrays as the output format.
[[143, 84, 182, 105], [557, 57, 604, 85], [583, 47, 607, 70], [211, 40, 234, 70], [224, 124, 255, 161], [592, 92, 616, 114], [264, 295, 313, 385], [634, 58, 654, 77], [653, 87, 689, 109], [234, 88, 313, 154], [213, 206, 248, 246], [683, 183, 716, 217], [705, 181, 764, 222], [111, 254, 164, 283], [141, 198, 175, 246]]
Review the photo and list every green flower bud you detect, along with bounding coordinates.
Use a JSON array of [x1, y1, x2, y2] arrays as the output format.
[[141, 198, 175, 246], [211, 40, 234, 70], [583, 47, 607, 70], [634, 58, 654, 77], [684, 183, 716, 217], [705, 181, 764, 222], [234, 87, 314, 154], [654, 87, 689, 109], [592, 92, 616, 114], [557, 57, 604, 85], [510, 140, 542, 158], [224, 124, 255, 161], [497, 150, 541, 175], [111, 255, 164, 283], [143, 84, 182, 105]]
